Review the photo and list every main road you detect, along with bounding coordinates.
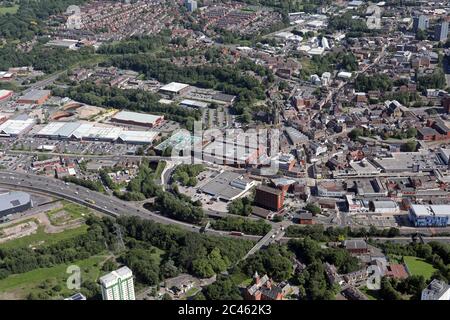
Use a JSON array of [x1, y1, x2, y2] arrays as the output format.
[[0, 170, 262, 240]]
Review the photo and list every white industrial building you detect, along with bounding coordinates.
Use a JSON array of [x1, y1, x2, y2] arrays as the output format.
[[45, 39, 80, 50], [111, 111, 164, 127], [0, 118, 35, 137], [159, 82, 190, 96], [71, 123, 122, 141], [337, 71, 353, 79], [35, 122, 158, 144], [409, 204, 450, 227], [180, 99, 209, 109], [369, 200, 400, 214], [117, 131, 158, 144]]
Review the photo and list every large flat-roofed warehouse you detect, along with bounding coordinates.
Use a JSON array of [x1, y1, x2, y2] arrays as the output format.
[[159, 82, 190, 96], [372, 151, 447, 173], [0, 89, 13, 102], [408, 204, 450, 227], [199, 171, 256, 201], [71, 123, 122, 141], [45, 39, 80, 50], [17, 89, 51, 105], [0, 118, 34, 137], [117, 131, 158, 144], [35, 122, 82, 139], [111, 111, 164, 128], [35, 121, 158, 144], [0, 191, 33, 218], [180, 99, 209, 109], [202, 134, 266, 166]]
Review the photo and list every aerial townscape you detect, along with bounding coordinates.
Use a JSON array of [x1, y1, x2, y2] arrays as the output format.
[[0, 0, 449, 304]]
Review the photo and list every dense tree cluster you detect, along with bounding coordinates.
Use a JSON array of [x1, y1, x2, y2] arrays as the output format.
[[113, 161, 205, 224], [120, 247, 161, 285], [376, 241, 450, 282], [99, 169, 118, 191], [191, 247, 230, 278], [285, 225, 401, 241], [117, 216, 253, 279], [288, 238, 359, 299], [122, 161, 162, 200], [52, 82, 201, 129], [241, 244, 294, 282], [0, 215, 255, 298], [0, 44, 94, 74], [378, 275, 427, 300], [355, 74, 393, 92], [107, 55, 266, 101], [62, 176, 105, 193], [348, 127, 373, 141], [0, 218, 109, 280], [0, 0, 87, 39], [300, 51, 359, 79], [417, 69, 446, 90], [227, 197, 253, 216], [327, 12, 368, 33], [154, 192, 204, 224], [97, 35, 169, 55], [211, 217, 271, 236], [304, 203, 321, 215], [106, 54, 267, 121], [172, 164, 205, 187], [201, 276, 242, 300]]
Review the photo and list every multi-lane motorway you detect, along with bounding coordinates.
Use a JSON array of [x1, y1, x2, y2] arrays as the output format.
[[2, 170, 449, 251], [0, 170, 259, 241]]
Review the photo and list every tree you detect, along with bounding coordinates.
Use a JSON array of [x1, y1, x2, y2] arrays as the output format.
[[227, 197, 253, 216], [304, 203, 321, 215], [162, 293, 172, 300], [355, 74, 393, 92], [172, 164, 205, 187], [348, 128, 364, 140], [192, 258, 215, 278], [242, 245, 293, 282], [416, 29, 427, 41], [80, 279, 101, 299], [101, 259, 118, 272], [203, 276, 243, 300], [402, 140, 417, 152], [379, 277, 403, 300], [120, 249, 161, 285]]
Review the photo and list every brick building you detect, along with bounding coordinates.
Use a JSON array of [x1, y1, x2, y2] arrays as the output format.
[[244, 272, 284, 300], [254, 185, 285, 212]]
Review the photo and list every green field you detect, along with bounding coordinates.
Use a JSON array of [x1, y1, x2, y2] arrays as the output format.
[[46, 201, 91, 225], [0, 5, 19, 15], [0, 201, 92, 249], [404, 256, 437, 280], [0, 224, 88, 250], [0, 255, 109, 299]]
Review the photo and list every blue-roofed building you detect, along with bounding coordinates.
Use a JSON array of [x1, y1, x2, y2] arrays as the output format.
[[409, 204, 450, 227]]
